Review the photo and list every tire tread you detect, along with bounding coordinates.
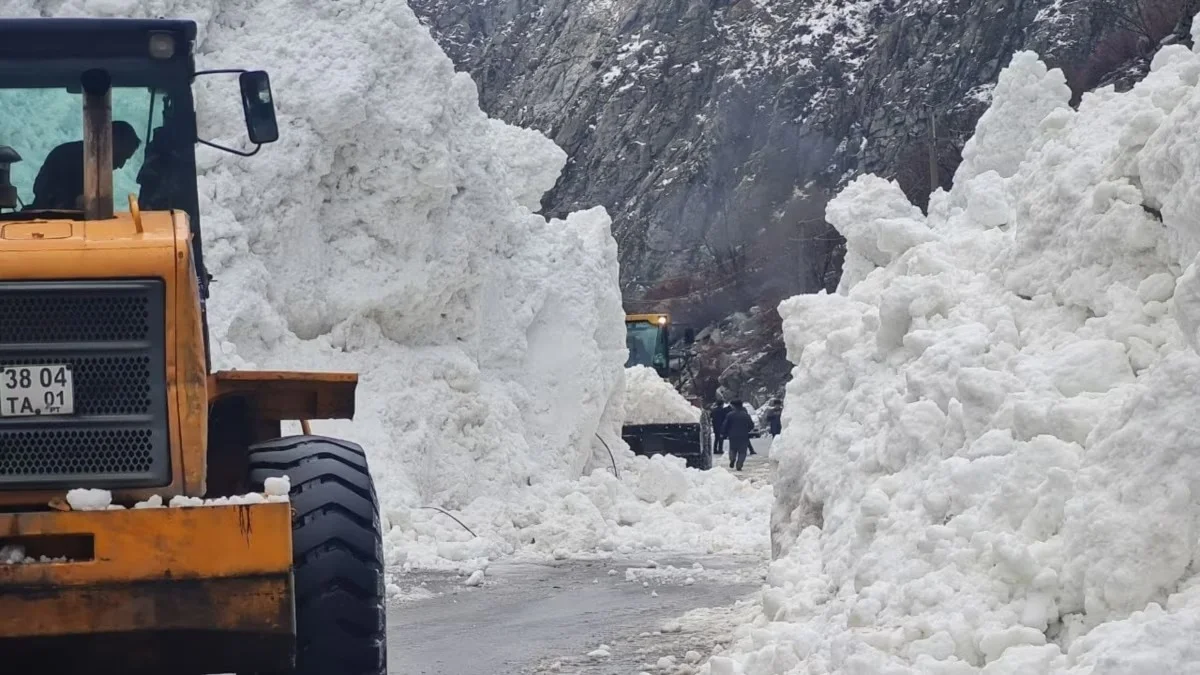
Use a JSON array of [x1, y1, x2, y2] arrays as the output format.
[[246, 435, 387, 675]]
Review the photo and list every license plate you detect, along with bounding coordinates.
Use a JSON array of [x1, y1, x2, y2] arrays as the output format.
[[0, 365, 74, 417]]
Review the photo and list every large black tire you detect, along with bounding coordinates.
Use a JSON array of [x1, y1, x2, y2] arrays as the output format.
[[247, 435, 387, 675]]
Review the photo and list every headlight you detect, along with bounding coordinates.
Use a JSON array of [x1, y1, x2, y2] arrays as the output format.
[[148, 32, 176, 60]]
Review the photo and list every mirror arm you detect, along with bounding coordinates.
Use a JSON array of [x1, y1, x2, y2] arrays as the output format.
[[192, 68, 279, 148], [197, 137, 262, 157]]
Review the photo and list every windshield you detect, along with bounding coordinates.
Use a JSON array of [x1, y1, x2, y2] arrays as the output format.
[[626, 322, 667, 370], [0, 84, 194, 216]]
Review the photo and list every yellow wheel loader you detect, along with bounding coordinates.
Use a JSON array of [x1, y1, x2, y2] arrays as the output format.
[[623, 313, 712, 470], [0, 18, 385, 675]]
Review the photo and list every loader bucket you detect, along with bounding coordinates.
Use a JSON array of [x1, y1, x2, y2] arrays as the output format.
[[0, 501, 295, 675], [622, 420, 713, 470]]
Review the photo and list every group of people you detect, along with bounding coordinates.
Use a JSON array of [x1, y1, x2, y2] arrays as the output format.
[[709, 397, 782, 471]]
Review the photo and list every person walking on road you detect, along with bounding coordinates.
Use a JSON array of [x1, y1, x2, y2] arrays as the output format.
[[721, 400, 755, 471], [765, 398, 783, 437], [711, 400, 729, 456]]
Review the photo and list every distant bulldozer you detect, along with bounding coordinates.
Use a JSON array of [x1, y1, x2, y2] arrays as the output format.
[[622, 313, 712, 470]]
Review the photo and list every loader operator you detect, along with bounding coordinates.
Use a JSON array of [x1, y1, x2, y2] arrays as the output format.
[[29, 120, 141, 210]]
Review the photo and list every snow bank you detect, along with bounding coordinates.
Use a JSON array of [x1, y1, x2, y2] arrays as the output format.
[[715, 34, 1200, 674], [386, 454, 772, 572], [624, 365, 702, 424], [4, 1, 627, 525]]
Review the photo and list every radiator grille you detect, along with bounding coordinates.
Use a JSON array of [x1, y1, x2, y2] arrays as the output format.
[[0, 280, 170, 490], [0, 428, 154, 476], [0, 289, 151, 343]]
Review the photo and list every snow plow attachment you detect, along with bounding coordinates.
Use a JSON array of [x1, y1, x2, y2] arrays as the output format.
[[622, 415, 713, 470], [0, 501, 295, 675]]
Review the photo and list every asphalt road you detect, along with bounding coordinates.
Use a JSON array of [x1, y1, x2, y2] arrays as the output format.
[[387, 446, 774, 675], [386, 554, 763, 675]]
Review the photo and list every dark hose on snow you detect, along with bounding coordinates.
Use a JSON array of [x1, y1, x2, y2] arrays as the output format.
[[595, 433, 620, 480], [418, 506, 477, 538]]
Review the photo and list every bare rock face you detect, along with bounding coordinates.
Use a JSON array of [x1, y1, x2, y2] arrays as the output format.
[[410, 0, 1196, 399]]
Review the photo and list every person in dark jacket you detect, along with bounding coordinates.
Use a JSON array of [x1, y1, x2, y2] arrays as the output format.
[[721, 400, 755, 471], [710, 400, 729, 456], [30, 121, 141, 210], [765, 398, 783, 437]]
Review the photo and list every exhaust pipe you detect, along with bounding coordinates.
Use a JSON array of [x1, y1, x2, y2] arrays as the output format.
[[80, 69, 113, 220]]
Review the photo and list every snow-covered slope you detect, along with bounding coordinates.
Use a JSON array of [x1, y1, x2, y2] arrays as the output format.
[[623, 365, 701, 425], [713, 23, 1200, 674], [3, 1, 627, 519]]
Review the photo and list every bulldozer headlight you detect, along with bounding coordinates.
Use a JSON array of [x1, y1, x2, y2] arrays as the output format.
[[657, 316, 667, 325], [148, 32, 176, 59]]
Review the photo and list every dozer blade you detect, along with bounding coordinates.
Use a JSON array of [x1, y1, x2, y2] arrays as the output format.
[[0, 501, 295, 675]]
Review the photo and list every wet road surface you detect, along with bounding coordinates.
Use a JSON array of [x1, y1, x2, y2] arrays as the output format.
[[387, 445, 774, 674], [386, 553, 763, 674]]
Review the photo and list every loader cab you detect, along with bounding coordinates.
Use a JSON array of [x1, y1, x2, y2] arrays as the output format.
[[625, 313, 679, 377], [0, 19, 278, 366], [625, 314, 669, 376]]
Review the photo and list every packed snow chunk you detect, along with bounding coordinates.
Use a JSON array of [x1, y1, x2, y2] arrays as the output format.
[[66, 488, 112, 511], [1062, 598, 1200, 672], [632, 454, 691, 504], [623, 366, 701, 425], [0, 544, 25, 565], [1137, 272, 1176, 303], [955, 50, 1072, 183], [1042, 339, 1135, 397], [263, 476, 291, 498], [463, 570, 485, 587], [720, 31, 1200, 675], [134, 495, 164, 509], [1174, 257, 1200, 352], [964, 170, 1012, 228], [825, 174, 938, 279]]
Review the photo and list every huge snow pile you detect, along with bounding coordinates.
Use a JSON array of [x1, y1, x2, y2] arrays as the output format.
[[624, 365, 702, 424], [1, 1, 629, 521], [711, 30, 1200, 675], [194, 2, 627, 512]]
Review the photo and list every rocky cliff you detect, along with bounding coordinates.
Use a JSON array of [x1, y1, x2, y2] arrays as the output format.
[[409, 0, 1197, 402]]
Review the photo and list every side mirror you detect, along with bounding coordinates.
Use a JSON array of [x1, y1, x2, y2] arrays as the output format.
[[239, 70, 279, 145], [684, 328, 696, 345]]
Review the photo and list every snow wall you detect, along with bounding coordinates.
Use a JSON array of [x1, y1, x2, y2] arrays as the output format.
[[6, 1, 628, 514], [714, 26, 1200, 675]]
